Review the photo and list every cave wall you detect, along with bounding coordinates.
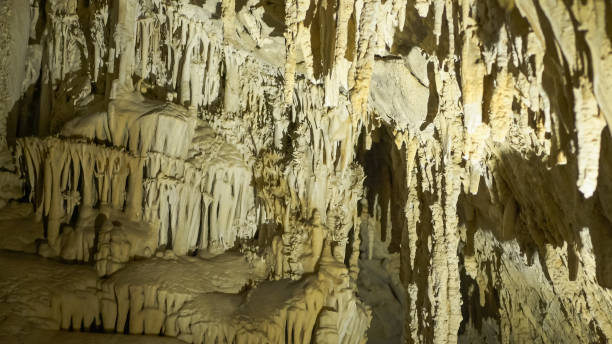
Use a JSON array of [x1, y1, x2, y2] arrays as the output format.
[[0, 0, 611, 343], [385, 0, 612, 343]]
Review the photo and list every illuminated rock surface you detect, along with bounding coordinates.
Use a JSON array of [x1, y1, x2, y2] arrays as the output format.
[[0, 0, 611, 343]]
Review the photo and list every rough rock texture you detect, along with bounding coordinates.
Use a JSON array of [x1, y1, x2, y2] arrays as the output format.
[[385, 1, 612, 343], [0, 0, 611, 343]]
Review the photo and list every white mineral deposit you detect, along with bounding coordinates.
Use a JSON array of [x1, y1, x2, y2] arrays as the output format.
[[0, 0, 611, 343]]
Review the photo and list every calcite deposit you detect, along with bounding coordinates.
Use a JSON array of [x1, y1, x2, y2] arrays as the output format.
[[0, 0, 611, 343]]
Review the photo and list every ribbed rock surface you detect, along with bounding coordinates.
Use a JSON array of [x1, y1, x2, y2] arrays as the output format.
[[0, 0, 611, 343]]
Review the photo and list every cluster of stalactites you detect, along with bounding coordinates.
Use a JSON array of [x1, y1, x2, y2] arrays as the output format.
[[415, 0, 612, 199], [262, 92, 366, 222], [254, 136, 364, 280], [390, 0, 612, 343], [16, 136, 255, 256], [143, 155, 254, 254], [282, 0, 407, 128], [107, 0, 225, 110], [247, 52, 370, 280], [138, 6, 224, 108]]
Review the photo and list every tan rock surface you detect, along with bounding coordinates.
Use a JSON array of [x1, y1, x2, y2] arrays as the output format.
[[0, 0, 611, 343]]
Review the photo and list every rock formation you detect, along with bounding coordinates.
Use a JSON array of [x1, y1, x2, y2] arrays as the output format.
[[0, 0, 611, 343]]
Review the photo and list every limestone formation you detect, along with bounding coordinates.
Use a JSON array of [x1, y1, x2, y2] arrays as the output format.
[[0, 0, 611, 343]]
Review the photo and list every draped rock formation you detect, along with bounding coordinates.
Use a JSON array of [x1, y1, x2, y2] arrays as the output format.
[[0, 0, 611, 343]]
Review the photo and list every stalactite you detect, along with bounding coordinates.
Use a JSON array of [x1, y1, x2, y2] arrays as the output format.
[[5, 1, 612, 343], [17, 133, 255, 259]]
